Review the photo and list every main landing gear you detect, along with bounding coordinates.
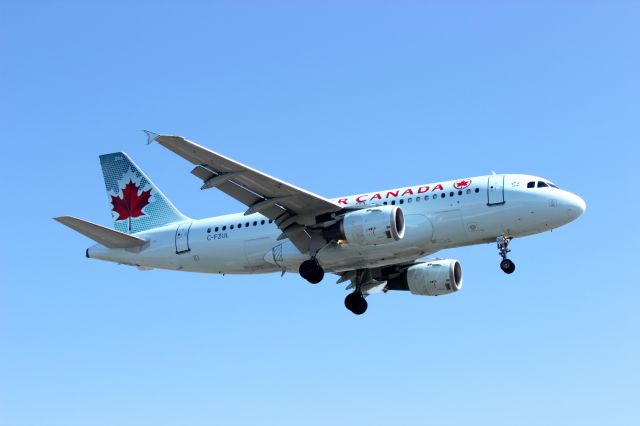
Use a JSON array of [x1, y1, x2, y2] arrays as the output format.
[[497, 235, 516, 274], [344, 291, 368, 315], [344, 269, 369, 315], [299, 258, 325, 284], [299, 260, 368, 315]]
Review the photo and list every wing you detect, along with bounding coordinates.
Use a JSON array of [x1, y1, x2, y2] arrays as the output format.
[[147, 132, 343, 252]]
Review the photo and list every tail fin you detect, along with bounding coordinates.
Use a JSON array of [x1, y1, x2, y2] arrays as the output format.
[[100, 152, 188, 234]]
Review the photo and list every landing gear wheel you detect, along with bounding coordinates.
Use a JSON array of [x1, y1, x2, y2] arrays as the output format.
[[500, 258, 516, 274], [344, 292, 368, 315], [299, 259, 325, 284]]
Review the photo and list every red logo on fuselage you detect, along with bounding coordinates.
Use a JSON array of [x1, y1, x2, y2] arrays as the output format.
[[453, 179, 472, 189]]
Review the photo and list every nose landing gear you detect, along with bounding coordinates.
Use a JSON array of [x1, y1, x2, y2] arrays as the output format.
[[500, 258, 516, 274], [497, 235, 516, 274]]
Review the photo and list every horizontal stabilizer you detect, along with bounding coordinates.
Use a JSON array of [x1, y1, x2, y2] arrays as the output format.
[[54, 216, 147, 249]]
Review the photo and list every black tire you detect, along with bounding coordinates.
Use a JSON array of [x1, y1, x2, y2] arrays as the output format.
[[344, 292, 356, 311], [500, 259, 516, 274], [344, 292, 368, 315], [299, 259, 313, 278], [299, 259, 324, 284], [308, 267, 324, 284]]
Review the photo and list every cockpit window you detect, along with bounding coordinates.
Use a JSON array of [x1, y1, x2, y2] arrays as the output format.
[[537, 181, 549, 188], [527, 181, 535, 188]]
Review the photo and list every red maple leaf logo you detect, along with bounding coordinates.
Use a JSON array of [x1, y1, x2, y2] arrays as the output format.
[[453, 179, 472, 189], [111, 180, 151, 230]]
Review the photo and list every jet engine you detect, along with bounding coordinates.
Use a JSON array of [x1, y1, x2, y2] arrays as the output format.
[[323, 205, 405, 246], [386, 260, 462, 296]]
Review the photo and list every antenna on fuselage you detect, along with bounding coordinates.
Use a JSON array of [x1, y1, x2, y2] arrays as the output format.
[[491, 170, 497, 175]]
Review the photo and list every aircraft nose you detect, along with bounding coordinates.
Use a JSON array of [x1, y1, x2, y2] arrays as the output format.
[[564, 192, 586, 221]]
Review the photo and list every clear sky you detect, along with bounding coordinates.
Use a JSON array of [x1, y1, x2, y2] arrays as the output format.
[[1, 2, 638, 425]]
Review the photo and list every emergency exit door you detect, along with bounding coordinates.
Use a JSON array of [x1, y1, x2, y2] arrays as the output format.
[[487, 175, 505, 205], [175, 222, 192, 254]]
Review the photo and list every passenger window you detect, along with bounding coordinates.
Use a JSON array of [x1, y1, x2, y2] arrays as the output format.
[[399, 199, 404, 204], [207, 228, 211, 233], [416, 196, 421, 202], [238, 223, 242, 228], [433, 194, 437, 200], [458, 190, 462, 196], [222, 226, 226, 231], [391, 200, 396, 205], [537, 181, 548, 188], [383, 201, 388, 205], [475, 188, 479, 193], [253, 221, 257, 226], [527, 181, 535, 188], [441, 193, 445, 199], [268, 219, 273, 224], [407, 198, 412, 203], [466, 189, 471, 194], [215, 227, 219, 232], [230, 225, 235, 229], [449, 191, 454, 197], [261, 220, 265, 225], [246, 222, 250, 227]]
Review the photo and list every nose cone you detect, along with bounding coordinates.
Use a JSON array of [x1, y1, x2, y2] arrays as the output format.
[[564, 192, 586, 221]]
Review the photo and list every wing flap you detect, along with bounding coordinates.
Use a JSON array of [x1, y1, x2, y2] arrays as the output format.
[[191, 165, 215, 181], [54, 216, 147, 249]]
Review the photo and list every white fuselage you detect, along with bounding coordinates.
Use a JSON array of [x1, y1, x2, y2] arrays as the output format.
[[87, 174, 586, 274]]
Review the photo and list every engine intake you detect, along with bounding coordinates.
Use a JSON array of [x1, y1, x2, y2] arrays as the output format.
[[323, 205, 405, 245], [386, 260, 463, 296]]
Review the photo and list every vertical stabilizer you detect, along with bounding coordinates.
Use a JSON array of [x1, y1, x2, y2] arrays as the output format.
[[99, 152, 188, 234]]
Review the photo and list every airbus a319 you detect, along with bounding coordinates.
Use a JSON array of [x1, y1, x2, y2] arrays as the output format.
[[56, 132, 586, 315]]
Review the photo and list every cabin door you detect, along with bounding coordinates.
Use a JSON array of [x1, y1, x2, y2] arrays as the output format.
[[487, 175, 505, 205], [175, 222, 192, 254]]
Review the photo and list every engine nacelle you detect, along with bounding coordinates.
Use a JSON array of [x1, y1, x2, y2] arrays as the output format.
[[323, 205, 405, 245], [386, 260, 463, 296]]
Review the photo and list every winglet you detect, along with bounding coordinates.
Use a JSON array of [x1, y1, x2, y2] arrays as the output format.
[[143, 130, 160, 145]]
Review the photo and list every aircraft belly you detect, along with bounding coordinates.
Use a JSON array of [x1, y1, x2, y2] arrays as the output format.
[[265, 214, 434, 272], [189, 231, 279, 274]]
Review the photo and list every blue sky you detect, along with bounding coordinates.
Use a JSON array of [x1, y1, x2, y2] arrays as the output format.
[[1, 2, 638, 425]]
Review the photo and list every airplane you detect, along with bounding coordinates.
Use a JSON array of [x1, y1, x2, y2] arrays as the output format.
[[55, 132, 586, 315]]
